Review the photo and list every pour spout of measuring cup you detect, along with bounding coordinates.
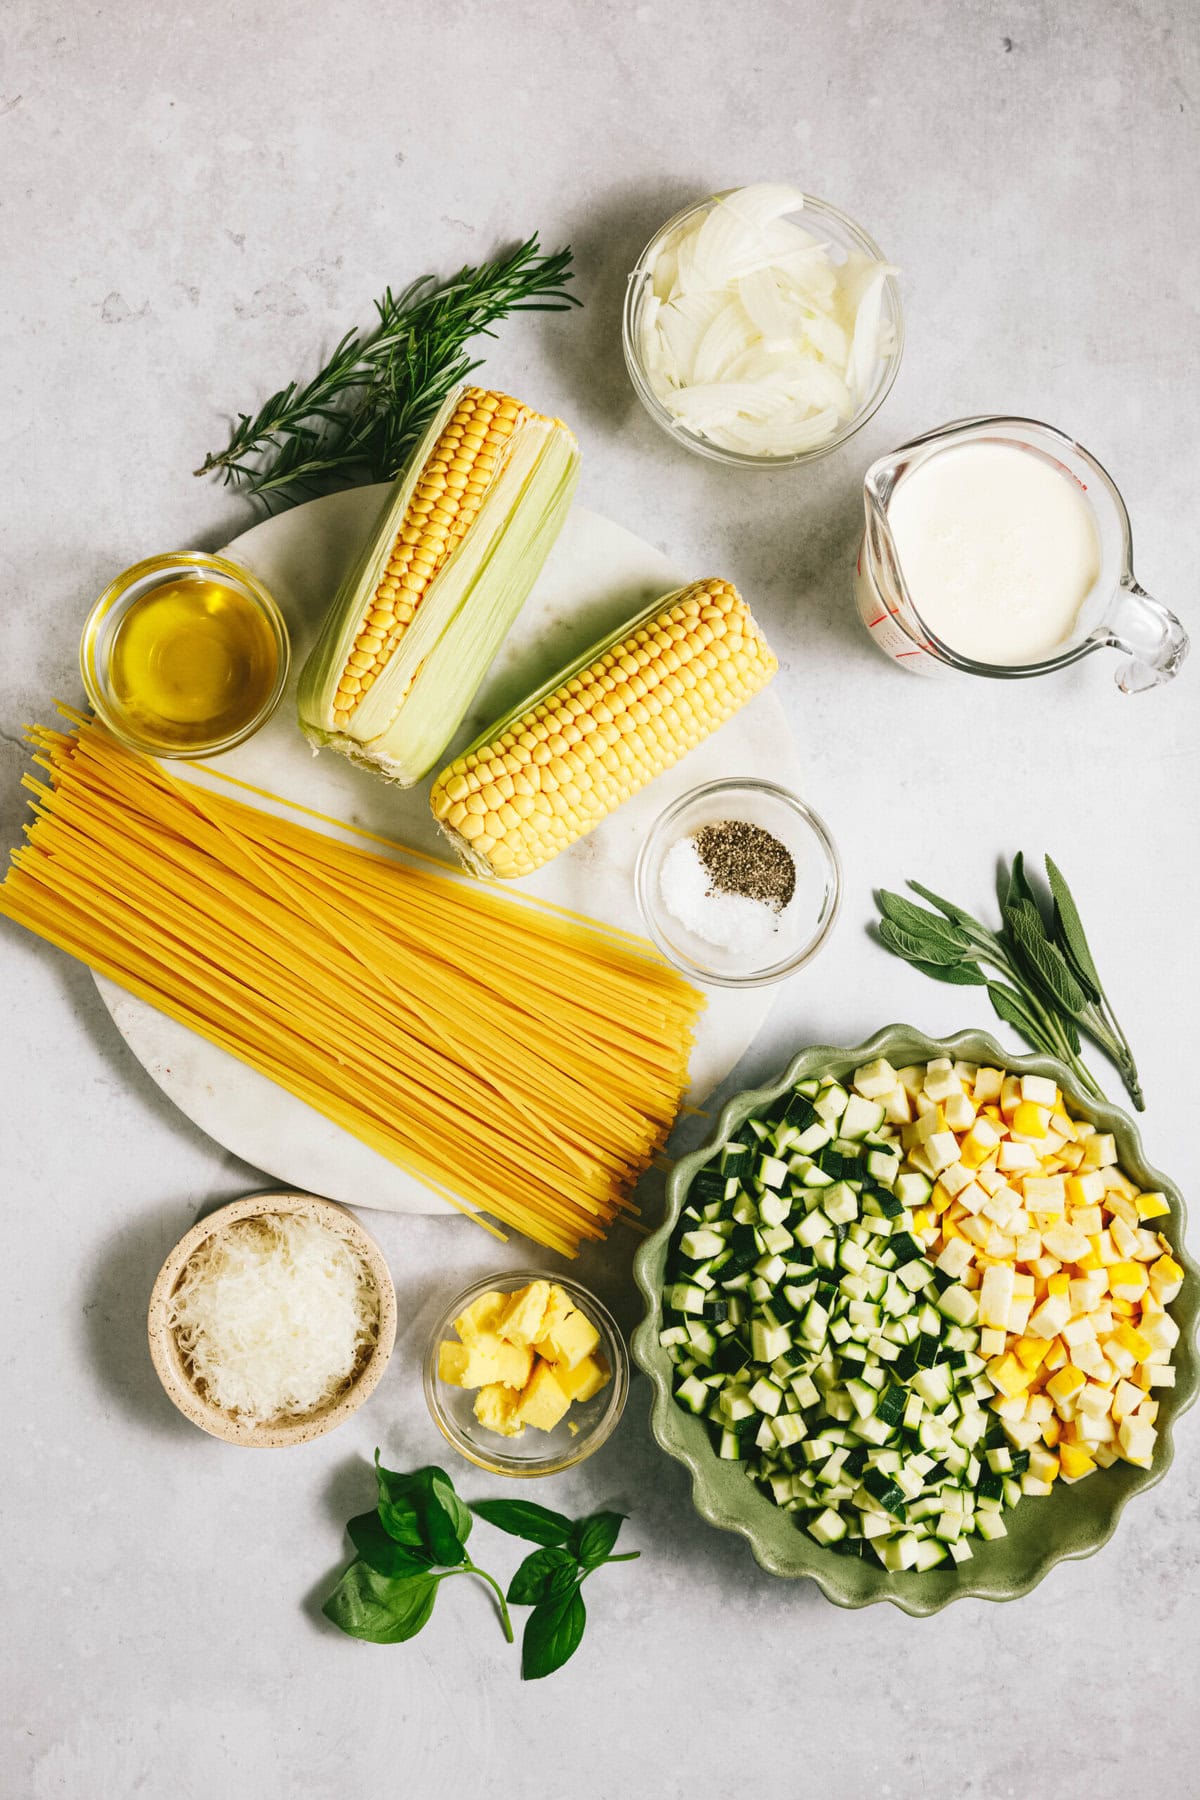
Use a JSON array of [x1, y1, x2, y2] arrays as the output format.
[[1103, 582, 1189, 693]]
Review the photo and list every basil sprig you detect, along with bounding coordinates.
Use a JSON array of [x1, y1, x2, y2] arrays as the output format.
[[322, 1457, 638, 1680], [471, 1499, 639, 1680], [875, 853, 1144, 1110], [323, 1452, 514, 1646]]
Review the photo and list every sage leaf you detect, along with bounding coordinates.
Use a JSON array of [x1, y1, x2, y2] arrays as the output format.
[[322, 1562, 438, 1645], [909, 956, 988, 988], [1044, 855, 1103, 1001], [1007, 905, 1089, 1016], [907, 879, 978, 928], [522, 1586, 587, 1681], [348, 1512, 434, 1580], [879, 917, 969, 968], [570, 1511, 627, 1568], [470, 1498, 573, 1546], [507, 1546, 579, 1606], [878, 890, 972, 954], [986, 981, 1046, 1042], [1003, 851, 1041, 921]]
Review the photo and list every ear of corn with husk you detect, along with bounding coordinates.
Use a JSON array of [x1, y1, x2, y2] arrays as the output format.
[[297, 384, 579, 786], [430, 578, 777, 878]]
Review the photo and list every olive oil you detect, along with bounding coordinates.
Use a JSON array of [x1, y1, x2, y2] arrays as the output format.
[[108, 576, 280, 751]]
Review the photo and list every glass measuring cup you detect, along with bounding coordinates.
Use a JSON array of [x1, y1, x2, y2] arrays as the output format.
[[854, 416, 1187, 691]]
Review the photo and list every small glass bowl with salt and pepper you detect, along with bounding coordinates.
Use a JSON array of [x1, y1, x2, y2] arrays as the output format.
[[634, 778, 842, 987]]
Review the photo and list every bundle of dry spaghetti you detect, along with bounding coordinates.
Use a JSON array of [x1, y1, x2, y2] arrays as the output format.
[[1, 716, 704, 1254]]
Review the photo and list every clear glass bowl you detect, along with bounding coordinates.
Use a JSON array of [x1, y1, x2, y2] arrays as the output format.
[[80, 550, 291, 759], [635, 778, 842, 987], [423, 1270, 630, 1478], [623, 190, 903, 468]]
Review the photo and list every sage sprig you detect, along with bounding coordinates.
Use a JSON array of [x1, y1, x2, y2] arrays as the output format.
[[875, 854, 1144, 1110], [321, 1458, 638, 1681]]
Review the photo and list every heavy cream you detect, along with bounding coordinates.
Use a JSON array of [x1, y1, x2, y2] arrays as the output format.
[[886, 442, 1102, 664]]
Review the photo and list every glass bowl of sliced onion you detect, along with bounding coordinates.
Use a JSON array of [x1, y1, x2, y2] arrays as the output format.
[[623, 183, 903, 467]]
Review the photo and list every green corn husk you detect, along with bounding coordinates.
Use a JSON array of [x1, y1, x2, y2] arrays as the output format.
[[296, 385, 579, 786]]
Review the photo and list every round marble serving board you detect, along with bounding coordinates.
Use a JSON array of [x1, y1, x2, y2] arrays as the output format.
[[95, 488, 803, 1215]]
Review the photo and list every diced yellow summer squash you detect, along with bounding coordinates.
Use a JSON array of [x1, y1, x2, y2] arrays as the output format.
[[1046, 1364, 1086, 1405], [1059, 1442, 1097, 1481], [1136, 1191, 1171, 1222], [1082, 1133, 1118, 1169], [1108, 1261, 1149, 1301], [989, 1354, 1031, 1399], [1012, 1101, 1050, 1138]]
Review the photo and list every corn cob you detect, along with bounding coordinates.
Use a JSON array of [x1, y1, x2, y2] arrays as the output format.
[[430, 579, 777, 878], [297, 385, 579, 786]]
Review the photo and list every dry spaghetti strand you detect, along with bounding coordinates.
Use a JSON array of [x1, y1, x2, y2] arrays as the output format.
[[1, 717, 705, 1254]]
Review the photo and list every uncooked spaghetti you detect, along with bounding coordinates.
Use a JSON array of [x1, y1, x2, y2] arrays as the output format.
[[0, 716, 704, 1254]]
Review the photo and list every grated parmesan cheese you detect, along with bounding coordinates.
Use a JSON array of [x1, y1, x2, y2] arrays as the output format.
[[167, 1212, 381, 1423]]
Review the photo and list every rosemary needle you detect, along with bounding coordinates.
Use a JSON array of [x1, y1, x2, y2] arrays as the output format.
[[195, 234, 580, 509]]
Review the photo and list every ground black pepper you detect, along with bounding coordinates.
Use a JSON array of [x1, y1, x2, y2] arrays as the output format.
[[693, 819, 795, 913]]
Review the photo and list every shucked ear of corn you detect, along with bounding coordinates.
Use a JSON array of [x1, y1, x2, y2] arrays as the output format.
[[297, 385, 579, 786], [430, 578, 778, 879]]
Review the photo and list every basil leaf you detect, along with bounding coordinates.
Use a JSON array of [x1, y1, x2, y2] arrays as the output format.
[[427, 1474, 472, 1563], [322, 1562, 438, 1645], [1044, 855, 1103, 1002], [570, 1511, 626, 1568], [1007, 905, 1089, 1016], [878, 890, 971, 954], [878, 918, 969, 968], [348, 1512, 434, 1579], [374, 1455, 468, 1563], [471, 1498, 573, 1546], [907, 879, 978, 928], [507, 1546, 579, 1606], [521, 1586, 587, 1680]]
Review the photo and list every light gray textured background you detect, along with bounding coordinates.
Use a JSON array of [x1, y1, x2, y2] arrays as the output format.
[[2, 3, 1197, 1797]]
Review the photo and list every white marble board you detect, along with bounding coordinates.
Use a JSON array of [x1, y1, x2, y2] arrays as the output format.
[[94, 488, 803, 1214]]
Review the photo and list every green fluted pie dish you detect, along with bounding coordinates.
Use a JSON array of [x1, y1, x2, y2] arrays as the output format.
[[632, 1025, 1197, 1615]]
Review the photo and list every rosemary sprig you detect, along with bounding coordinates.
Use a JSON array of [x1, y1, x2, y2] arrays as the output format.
[[194, 234, 580, 508], [875, 854, 1145, 1110]]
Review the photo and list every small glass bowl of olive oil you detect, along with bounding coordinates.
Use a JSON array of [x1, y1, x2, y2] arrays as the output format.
[[81, 552, 290, 758]]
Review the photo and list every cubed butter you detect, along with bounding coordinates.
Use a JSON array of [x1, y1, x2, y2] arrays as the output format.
[[496, 1280, 554, 1346], [514, 1360, 572, 1431], [473, 1382, 526, 1437], [534, 1286, 601, 1369], [453, 1290, 507, 1344], [438, 1331, 533, 1391], [555, 1351, 612, 1404]]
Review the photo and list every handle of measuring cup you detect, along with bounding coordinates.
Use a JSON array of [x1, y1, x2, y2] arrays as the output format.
[[1105, 583, 1189, 693]]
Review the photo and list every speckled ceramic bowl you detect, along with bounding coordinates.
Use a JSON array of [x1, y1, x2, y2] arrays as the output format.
[[148, 1191, 396, 1448], [632, 1026, 1198, 1614]]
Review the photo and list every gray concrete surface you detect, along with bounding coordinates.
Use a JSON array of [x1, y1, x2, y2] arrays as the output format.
[[2, 3, 1197, 1796]]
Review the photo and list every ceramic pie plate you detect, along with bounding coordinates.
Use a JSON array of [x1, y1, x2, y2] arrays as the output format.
[[632, 1025, 1198, 1614]]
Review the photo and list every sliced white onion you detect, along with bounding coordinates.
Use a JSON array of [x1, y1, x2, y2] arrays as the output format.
[[639, 183, 897, 456]]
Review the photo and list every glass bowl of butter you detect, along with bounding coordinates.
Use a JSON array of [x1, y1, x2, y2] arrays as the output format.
[[423, 1270, 629, 1477]]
